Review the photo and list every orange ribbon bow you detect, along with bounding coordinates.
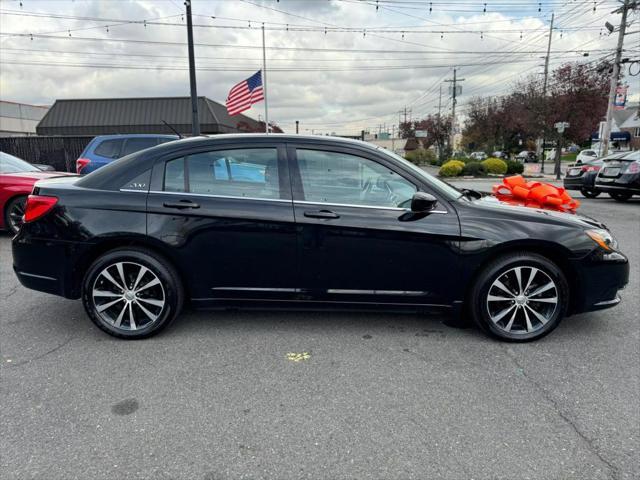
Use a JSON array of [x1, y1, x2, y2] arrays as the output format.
[[492, 175, 580, 213]]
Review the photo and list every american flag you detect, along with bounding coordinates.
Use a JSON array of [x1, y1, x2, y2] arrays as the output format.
[[226, 70, 264, 116]]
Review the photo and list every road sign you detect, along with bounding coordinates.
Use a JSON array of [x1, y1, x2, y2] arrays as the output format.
[[554, 122, 570, 133], [415, 130, 428, 138]]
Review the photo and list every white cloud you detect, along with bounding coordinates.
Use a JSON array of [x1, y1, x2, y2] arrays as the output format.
[[0, 0, 630, 134]]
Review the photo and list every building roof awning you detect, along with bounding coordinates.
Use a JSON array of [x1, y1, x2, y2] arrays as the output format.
[[591, 131, 631, 141]]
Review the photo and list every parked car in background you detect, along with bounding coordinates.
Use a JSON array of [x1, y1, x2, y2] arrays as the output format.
[[491, 151, 509, 160], [564, 152, 626, 198], [516, 151, 538, 163], [576, 149, 598, 164], [76, 134, 178, 174], [469, 151, 488, 161], [33, 163, 56, 171], [12, 134, 628, 342], [0, 152, 75, 234], [595, 150, 640, 201]]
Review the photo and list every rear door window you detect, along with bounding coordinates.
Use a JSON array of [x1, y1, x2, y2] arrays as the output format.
[[121, 137, 160, 157], [94, 139, 124, 159], [187, 148, 281, 199]]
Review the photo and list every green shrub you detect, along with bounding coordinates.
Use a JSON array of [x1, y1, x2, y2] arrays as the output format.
[[481, 157, 508, 175], [439, 160, 465, 177], [505, 159, 524, 174], [404, 149, 436, 165], [462, 161, 486, 176]]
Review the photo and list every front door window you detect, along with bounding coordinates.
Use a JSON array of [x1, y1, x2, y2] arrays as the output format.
[[296, 149, 416, 208]]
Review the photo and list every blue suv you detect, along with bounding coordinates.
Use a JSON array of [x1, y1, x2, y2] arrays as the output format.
[[76, 134, 178, 174]]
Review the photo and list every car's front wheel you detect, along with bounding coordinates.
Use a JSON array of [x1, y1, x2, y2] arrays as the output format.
[[469, 253, 568, 342], [609, 192, 632, 202], [580, 188, 600, 199], [82, 248, 184, 339]]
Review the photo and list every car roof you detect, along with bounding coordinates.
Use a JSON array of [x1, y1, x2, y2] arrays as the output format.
[[92, 134, 179, 140]]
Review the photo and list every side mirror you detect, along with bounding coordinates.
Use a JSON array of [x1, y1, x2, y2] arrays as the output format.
[[410, 192, 438, 213]]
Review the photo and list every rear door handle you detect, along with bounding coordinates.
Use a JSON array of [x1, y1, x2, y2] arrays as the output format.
[[304, 209, 340, 219], [163, 200, 200, 209]]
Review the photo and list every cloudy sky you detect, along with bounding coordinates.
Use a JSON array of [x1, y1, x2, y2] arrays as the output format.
[[1, 0, 637, 134]]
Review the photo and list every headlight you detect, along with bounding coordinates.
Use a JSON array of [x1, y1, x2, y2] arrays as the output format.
[[585, 229, 618, 252]]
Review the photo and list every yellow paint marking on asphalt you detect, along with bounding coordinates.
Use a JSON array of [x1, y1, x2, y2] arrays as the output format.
[[286, 352, 310, 362]]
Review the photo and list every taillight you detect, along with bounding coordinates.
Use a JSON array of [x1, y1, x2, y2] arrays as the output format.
[[627, 162, 640, 174], [76, 158, 91, 174], [23, 195, 58, 223], [582, 165, 598, 172]]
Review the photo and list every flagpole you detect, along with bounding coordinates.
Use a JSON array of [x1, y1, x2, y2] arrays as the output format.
[[261, 24, 269, 134]]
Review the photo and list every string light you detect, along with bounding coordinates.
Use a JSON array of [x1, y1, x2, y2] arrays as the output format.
[[483, 3, 487, 14]]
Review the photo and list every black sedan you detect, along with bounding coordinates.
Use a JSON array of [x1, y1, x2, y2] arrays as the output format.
[[12, 135, 629, 342], [595, 150, 640, 201], [563, 152, 625, 198]]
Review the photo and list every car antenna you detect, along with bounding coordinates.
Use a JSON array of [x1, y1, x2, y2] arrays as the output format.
[[161, 120, 183, 139]]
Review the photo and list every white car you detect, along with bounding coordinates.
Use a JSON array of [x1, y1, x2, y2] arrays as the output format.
[[576, 149, 598, 164]]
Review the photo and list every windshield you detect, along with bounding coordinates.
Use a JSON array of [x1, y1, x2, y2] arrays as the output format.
[[376, 147, 464, 200], [0, 151, 40, 174]]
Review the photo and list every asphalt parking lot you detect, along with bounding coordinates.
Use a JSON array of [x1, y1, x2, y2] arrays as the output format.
[[1, 191, 638, 480]]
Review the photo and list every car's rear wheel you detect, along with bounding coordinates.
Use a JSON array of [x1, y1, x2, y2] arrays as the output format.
[[4, 195, 27, 235], [469, 253, 568, 342], [82, 248, 184, 339], [580, 188, 600, 199], [609, 192, 632, 202]]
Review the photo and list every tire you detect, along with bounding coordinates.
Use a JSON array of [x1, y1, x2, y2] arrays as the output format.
[[469, 252, 569, 342], [4, 195, 27, 235], [580, 188, 600, 199], [81, 248, 184, 339], [609, 192, 632, 202]]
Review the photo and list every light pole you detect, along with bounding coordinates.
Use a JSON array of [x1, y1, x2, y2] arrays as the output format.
[[185, 0, 200, 136], [554, 122, 569, 180]]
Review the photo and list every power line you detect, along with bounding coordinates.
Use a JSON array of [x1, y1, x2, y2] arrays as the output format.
[[0, 32, 615, 55]]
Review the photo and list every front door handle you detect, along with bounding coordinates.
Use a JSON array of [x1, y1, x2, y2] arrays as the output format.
[[304, 209, 340, 219], [163, 200, 200, 209]]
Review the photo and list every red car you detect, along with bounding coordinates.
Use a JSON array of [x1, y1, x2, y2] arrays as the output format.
[[1, 152, 75, 234]]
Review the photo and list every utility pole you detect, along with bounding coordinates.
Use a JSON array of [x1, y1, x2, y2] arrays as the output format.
[[540, 12, 554, 173], [542, 13, 555, 99], [437, 84, 443, 120], [445, 68, 465, 152], [602, 0, 633, 157], [185, 0, 200, 136]]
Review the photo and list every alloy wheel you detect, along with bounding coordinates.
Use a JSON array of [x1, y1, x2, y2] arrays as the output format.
[[8, 197, 26, 233], [486, 266, 558, 336], [91, 261, 165, 331]]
